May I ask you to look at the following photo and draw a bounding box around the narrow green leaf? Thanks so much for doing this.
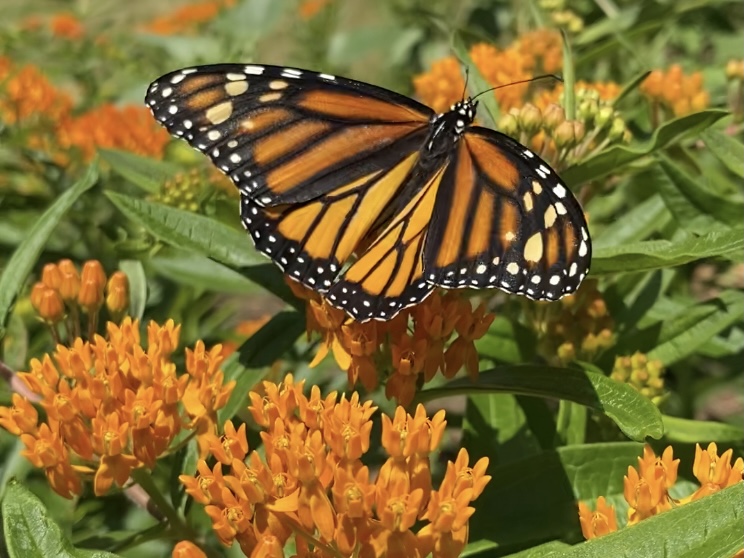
[612,70,652,107]
[662,415,744,444]
[451,32,499,126]
[553,484,743,558]
[218,310,306,422]
[592,194,670,249]
[417,366,664,441]
[0,163,98,340]
[99,148,180,193]
[105,191,261,267]
[118,260,147,320]
[646,290,744,365]
[151,252,260,294]
[106,192,301,306]
[657,156,744,230]
[562,110,728,185]
[591,227,744,275]
[701,129,744,178]
[2,480,120,558]
[561,30,576,121]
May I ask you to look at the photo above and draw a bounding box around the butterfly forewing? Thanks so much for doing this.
[145,64,432,207]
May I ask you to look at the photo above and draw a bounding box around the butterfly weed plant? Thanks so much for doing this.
[0,1,742,558]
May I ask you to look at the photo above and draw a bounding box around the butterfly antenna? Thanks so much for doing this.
[461,67,470,101]
[471,74,562,100]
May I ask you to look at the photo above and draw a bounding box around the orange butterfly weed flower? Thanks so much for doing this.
[144,0,235,35]
[577,496,618,539]
[641,64,709,117]
[414,30,563,115]
[299,0,332,19]
[58,104,170,160]
[291,282,495,404]
[182,374,490,558]
[687,442,744,501]
[624,445,678,524]
[0,317,235,498]
[0,60,72,125]
[50,13,85,40]
[172,540,208,558]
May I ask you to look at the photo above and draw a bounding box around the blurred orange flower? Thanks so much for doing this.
[58,104,171,160]
[145,0,235,35]
[51,13,85,40]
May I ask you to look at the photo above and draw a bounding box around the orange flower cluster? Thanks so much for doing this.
[59,103,171,161]
[30,259,129,343]
[144,0,235,35]
[290,283,494,405]
[533,279,615,365]
[640,65,709,117]
[299,0,332,19]
[50,13,85,39]
[0,58,72,125]
[413,29,562,114]
[0,58,169,164]
[0,317,235,498]
[177,374,491,558]
[579,443,743,539]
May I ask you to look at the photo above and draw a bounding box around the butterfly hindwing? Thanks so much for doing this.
[423,128,591,300]
[326,166,448,320]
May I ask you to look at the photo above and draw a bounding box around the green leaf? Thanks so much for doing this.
[612,70,653,107]
[476,316,534,364]
[0,163,98,340]
[662,415,744,444]
[657,156,744,232]
[592,194,670,249]
[151,251,261,295]
[647,290,744,365]
[118,260,147,320]
[2,480,121,558]
[99,148,180,194]
[417,366,664,441]
[463,394,543,465]
[106,192,301,307]
[105,191,261,267]
[562,110,728,185]
[701,129,744,178]
[469,442,644,552]
[591,227,744,275]
[451,32,499,126]
[218,310,306,422]
[552,483,743,558]
[561,30,576,121]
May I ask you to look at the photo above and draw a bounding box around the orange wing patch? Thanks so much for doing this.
[298,90,428,123]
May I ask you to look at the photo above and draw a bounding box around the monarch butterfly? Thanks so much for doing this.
[145,64,591,322]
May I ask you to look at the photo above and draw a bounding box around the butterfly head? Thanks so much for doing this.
[448,98,478,131]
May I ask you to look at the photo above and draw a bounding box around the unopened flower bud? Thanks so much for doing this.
[595,106,614,129]
[608,117,627,141]
[41,263,62,289]
[78,261,106,311]
[57,259,80,301]
[497,113,519,137]
[542,103,565,131]
[37,287,65,323]
[105,271,129,314]
[553,120,576,148]
[518,103,543,135]
[725,59,744,81]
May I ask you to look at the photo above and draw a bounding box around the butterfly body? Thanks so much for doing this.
[146,64,591,322]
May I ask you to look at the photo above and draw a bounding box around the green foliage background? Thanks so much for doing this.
[0,0,742,557]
